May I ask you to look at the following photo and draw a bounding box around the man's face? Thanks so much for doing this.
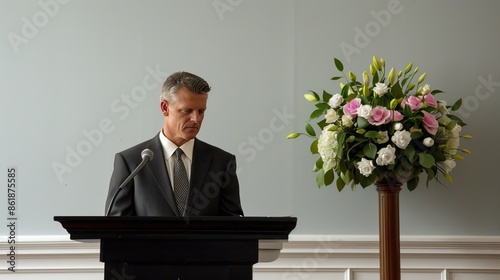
[161,87,208,146]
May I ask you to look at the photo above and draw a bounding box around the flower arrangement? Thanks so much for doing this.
[288,56,471,191]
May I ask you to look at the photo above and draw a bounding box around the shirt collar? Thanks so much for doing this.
[159,130,195,161]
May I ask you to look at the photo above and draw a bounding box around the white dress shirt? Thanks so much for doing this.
[159,131,194,191]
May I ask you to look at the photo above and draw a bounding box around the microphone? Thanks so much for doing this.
[105,149,154,216]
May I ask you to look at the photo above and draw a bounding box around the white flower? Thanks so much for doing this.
[342,115,353,127]
[422,84,431,95]
[357,104,372,119]
[445,124,461,157]
[391,130,411,149]
[328,94,343,108]
[437,100,450,115]
[394,122,403,131]
[377,131,389,144]
[376,145,396,166]
[451,123,462,134]
[373,82,389,96]
[423,137,434,147]
[437,115,451,126]
[317,125,339,171]
[357,158,375,177]
[325,108,339,123]
[438,159,456,173]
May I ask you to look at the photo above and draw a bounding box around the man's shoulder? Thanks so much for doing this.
[194,138,234,158]
[118,134,158,157]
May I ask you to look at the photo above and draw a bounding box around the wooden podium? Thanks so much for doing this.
[54,216,296,280]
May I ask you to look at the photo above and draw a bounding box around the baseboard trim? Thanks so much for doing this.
[1,234,499,279]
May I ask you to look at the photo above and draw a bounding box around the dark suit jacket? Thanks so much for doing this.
[105,134,244,216]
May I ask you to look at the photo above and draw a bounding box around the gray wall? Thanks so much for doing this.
[1,0,498,236]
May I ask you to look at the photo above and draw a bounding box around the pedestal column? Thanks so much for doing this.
[377,182,401,280]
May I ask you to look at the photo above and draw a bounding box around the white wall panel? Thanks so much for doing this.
[3,235,498,280]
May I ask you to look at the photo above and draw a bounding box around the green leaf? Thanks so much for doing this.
[363,143,377,159]
[418,153,435,169]
[336,131,346,158]
[447,114,467,126]
[350,180,357,191]
[305,122,316,137]
[331,76,342,81]
[310,108,325,120]
[315,102,330,111]
[426,168,435,185]
[410,131,424,139]
[405,145,416,161]
[372,71,380,85]
[391,82,404,99]
[403,105,413,118]
[310,139,318,154]
[400,156,413,171]
[336,177,345,191]
[451,98,462,111]
[364,130,380,139]
[334,58,344,72]
[357,117,370,129]
[407,176,419,191]
[313,156,323,171]
[316,168,325,187]
[432,148,445,162]
[317,119,327,131]
[445,120,457,131]
[324,169,334,186]
[401,77,409,87]
[341,84,350,98]
[359,174,375,188]
[323,90,333,102]
[341,171,352,185]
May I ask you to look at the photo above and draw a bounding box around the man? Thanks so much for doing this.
[105,71,244,216]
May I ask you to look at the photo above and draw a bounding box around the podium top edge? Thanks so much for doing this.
[54,216,297,222]
[53,216,297,240]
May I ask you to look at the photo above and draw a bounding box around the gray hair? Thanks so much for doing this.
[160,71,211,103]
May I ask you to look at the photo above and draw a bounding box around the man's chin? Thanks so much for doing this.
[183,128,199,138]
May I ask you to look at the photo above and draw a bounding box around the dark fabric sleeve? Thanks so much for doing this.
[218,155,244,216]
[105,153,136,216]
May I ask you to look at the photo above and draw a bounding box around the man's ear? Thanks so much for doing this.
[160,100,169,116]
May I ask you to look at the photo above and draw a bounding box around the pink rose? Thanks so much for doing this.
[423,94,437,108]
[422,111,439,135]
[368,106,391,125]
[343,98,362,118]
[391,110,404,121]
[405,96,423,111]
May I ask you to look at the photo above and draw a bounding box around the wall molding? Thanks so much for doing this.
[2,235,500,279]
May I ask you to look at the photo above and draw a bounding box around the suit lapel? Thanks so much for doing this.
[147,135,181,216]
[186,139,212,214]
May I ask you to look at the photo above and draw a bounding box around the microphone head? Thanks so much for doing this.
[141,149,154,161]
